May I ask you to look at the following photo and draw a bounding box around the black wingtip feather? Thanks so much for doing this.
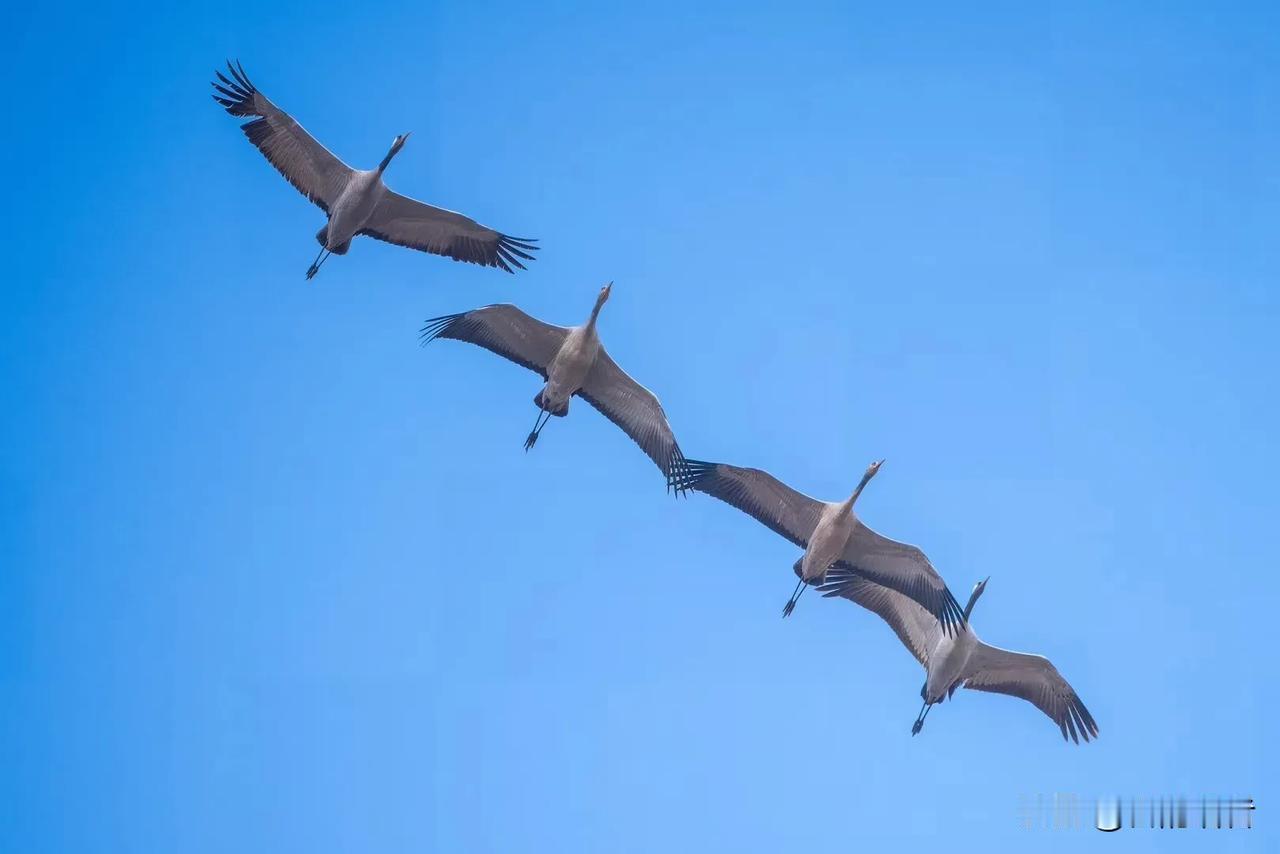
[228,60,252,92]
[503,246,537,262]
[497,235,539,268]
[666,458,717,495]
[419,313,466,346]
[932,585,967,637]
[495,246,528,271]
[212,62,257,117]
[1071,695,1099,743]
[816,565,859,597]
[664,446,694,498]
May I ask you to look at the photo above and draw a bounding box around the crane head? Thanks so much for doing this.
[597,281,613,305]
[379,133,412,172]
[849,459,883,504]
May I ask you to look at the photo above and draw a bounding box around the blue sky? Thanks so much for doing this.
[2,1,1276,851]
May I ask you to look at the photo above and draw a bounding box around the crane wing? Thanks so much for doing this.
[671,462,824,548]
[837,521,967,635]
[360,191,538,273]
[576,348,687,483]
[420,304,568,378]
[963,642,1099,743]
[211,61,353,212]
[818,566,941,666]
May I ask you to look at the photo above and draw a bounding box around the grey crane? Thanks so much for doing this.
[670,460,966,630]
[421,283,688,485]
[820,570,1098,742]
[211,61,537,279]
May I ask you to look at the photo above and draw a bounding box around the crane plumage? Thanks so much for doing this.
[670,460,966,630]
[421,286,689,486]
[820,569,1098,742]
[211,61,537,278]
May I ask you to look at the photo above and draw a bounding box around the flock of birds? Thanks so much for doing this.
[213,61,1099,744]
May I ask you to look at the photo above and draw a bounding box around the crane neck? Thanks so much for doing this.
[962,587,985,621]
[847,472,873,507]
[377,146,400,174]
[586,300,606,328]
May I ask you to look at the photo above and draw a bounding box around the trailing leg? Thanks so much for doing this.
[305,248,330,280]
[524,408,551,451]
[782,576,807,618]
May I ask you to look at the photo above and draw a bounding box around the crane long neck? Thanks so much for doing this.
[377,146,399,174]
[962,587,984,621]
[586,300,606,329]
[847,474,872,507]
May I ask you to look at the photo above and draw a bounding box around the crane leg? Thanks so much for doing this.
[911,701,933,736]
[524,409,551,451]
[306,248,331,280]
[782,576,807,618]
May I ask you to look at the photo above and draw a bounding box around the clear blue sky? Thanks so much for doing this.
[2,2,1276,851]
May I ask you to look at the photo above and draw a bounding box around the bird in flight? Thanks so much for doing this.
[820,571,1099,742]
[421,283,689,487]
[671,459,966,630]
[211,61,537,279]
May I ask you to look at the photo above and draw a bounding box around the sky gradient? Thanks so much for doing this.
[2,2,1277,851]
